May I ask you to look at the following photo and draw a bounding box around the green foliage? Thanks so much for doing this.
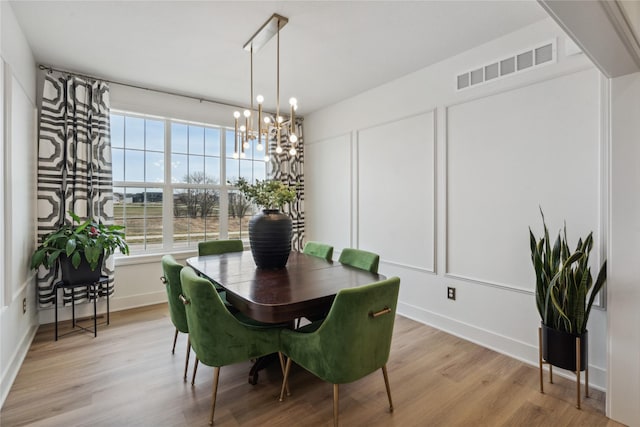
[31,211,129,271]
[530,209,606,334]
[232,178,296,211]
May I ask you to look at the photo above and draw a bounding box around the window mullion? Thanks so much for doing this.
[163,119,173,249]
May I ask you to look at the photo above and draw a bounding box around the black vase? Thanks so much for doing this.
[59,253,105,286]
[541,323,588,372]
[248,209,293,269]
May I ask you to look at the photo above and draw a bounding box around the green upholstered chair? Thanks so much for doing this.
[179,266,283,425]
[279,277,400,426]
[161,255,193,382]
[198,239,244,256]
[338,248,380,273]
[302,241,334,261]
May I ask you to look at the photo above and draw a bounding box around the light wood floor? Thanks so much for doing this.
[1,303,622,426]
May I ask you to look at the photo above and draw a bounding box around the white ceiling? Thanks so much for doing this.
[9,1,548,115]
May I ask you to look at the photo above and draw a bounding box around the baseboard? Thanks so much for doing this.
[0,323,38,409]
[397,301,606,391]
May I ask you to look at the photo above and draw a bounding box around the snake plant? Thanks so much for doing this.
[529,210,606,335]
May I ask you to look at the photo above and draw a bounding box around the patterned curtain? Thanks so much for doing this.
[267,117,305,251]
[36,70,113,307]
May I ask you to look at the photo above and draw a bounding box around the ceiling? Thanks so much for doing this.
[9,1,548,115]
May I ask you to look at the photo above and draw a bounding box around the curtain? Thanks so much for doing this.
[36,70,113,307]
[267,118,305,251]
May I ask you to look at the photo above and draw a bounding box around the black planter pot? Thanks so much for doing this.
[248,209,293,269]
[541,323,588,372]
[59,253,105,286]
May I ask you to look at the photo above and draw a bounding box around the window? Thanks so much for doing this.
[111,111,266,253]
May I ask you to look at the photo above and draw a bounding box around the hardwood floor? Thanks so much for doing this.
[1,303,622,426]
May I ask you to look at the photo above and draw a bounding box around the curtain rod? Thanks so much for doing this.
[38,64,246,111]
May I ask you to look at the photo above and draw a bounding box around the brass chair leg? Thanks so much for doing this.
[184,336,191,382]
[209,367,220,425]
[381,365,394,412]
[192,358,199,386]
[172,328,179,354]
[278,352,290,396]
[333,384,339,427]
[279,357,292,402]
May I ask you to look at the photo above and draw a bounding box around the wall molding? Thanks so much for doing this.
[444,272,533,295]
[0,324,37,408]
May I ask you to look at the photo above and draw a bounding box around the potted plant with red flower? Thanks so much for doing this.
[31,211,129,285]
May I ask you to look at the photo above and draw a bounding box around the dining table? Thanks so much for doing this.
[186,250,386,384]
[186,250,386,324]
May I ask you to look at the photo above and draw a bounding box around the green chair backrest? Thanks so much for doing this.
[282,277,400,384]
[303,241,334,261]
[338,248,380,273]
[198,239,244,256]
[179,267,280,367]
[161,255,188,333]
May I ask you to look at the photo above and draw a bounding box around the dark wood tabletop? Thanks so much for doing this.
[186,251,385,323]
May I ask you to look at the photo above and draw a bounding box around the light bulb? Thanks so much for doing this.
[264,154,270,162]
[289,134,298,143]
[232,152,239,159]
[264,117,271,124]
[277,116,284,124]
[243,109,251,118]
[289,97,297,106]
[233,111,241,119]
[256,143,263,151]
[240,125,246,132]
[256,95,264,103]
[240,152,246,159]
[289,147,297,156]
[275,146,283,154]
[243,141,250,149]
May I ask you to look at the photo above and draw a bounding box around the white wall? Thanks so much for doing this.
[0,1,38,409]
[306,18,610,390]
[607,71,640,427]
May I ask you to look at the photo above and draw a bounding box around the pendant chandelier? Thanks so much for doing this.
[233,13,299,161]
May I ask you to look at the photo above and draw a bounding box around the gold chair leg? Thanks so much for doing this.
[192,357,199,386]
[278,352,290,396]
[172,328,179,354]
[382,365,394,412]
[333,384,339,427]
[279,357,292,402]
[184,336,191,382]
[538,327,544,393]
[209,367,220,425]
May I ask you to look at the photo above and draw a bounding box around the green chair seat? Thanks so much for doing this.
[180,267,285,425]
[161,255,192,382]
[279,277,400,426]
[198,239,244,256]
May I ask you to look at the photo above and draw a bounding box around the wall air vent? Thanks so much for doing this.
[456,40,556,91]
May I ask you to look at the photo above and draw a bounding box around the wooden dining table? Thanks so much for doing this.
[186,250,386,324]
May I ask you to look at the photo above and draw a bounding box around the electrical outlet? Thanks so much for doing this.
[22,297,27,314]
[447,287,456,301]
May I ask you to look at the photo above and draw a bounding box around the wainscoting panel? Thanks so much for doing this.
[446,68,601,289]
[357,111,435,271]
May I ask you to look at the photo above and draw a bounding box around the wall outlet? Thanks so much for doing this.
[447,287,456,301]
[22,297,27,314]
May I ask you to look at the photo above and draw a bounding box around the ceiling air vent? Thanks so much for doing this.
[456,40,556,91]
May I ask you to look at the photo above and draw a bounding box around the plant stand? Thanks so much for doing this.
[538,327,589,409]
[54,276,110,340]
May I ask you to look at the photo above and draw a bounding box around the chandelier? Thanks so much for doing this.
[233,13,299,161]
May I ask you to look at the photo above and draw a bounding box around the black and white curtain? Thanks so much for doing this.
[36,70,113,307]
[268,117,305,251]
